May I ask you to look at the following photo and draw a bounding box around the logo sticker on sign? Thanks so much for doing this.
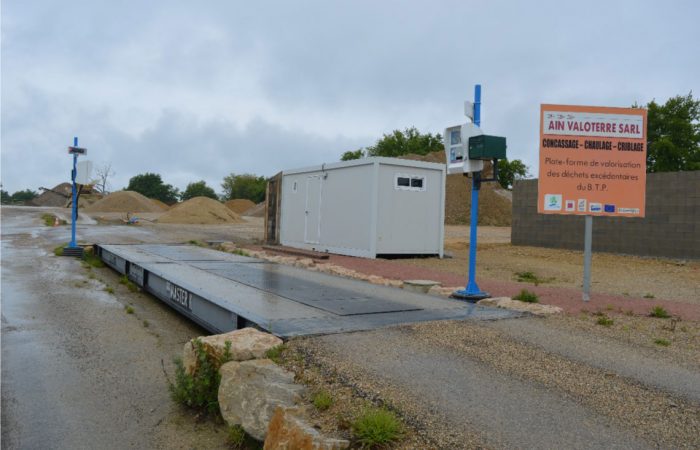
[577,199,587,212]
[589,203,602,213]
[565,200,575,211]
[544,194,562,211]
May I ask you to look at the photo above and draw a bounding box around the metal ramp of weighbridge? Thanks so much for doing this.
[95,243,519,338]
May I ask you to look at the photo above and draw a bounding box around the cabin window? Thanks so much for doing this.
[395,173,426,191]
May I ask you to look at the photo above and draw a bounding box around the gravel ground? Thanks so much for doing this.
[286,317,700,449]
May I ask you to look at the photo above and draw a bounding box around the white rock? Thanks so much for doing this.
[477,297,563,315]
[219,359,305,441]
[182,328,282,375]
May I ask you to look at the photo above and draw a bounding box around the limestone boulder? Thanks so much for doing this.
[264,407,349,450]
[183,328,282,374]
[219,359,305,441]
[478,297,563,315]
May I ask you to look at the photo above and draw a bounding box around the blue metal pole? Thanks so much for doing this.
[454,84,489,300]
[69,136,78,248]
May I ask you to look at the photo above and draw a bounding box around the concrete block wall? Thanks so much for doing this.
[511,171,700,259]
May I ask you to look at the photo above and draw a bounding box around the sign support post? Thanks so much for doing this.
[63,137,88,257]
[69,136,79,249]
[454,84,490,301]
[583,215,592,301]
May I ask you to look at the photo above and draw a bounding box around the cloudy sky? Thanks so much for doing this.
[2,0,698,194]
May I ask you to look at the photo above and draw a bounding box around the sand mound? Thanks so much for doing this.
[225,198,256,214]
[399,151,512,226]
[150,198,170,210]
[157,196,244,224]
[85,191,166,213]
[243,202,265,217]
[32,183,72,207]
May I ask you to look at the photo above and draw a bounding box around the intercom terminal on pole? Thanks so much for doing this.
[446,84,508,301]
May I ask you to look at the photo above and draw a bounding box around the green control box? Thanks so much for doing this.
[468,135,507,160]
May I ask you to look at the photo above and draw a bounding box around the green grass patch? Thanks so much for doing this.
[82,252,105,268]
[514,271,545,285]
[513,289,539,303]
[649,306,670,319]
[124,305,134,314]
[654,338,670,347]
[168,339,232,416]
[142,319,149,327]
[596,315,614,327]
[312,390,334,411]
[227,425,246,448]
[104,286,115,294]
[119,275,138,292]
[643,293,655,299]
[265,344,287,364]
[53,244,66,256]
[232,248,250,257]
[352,407,403,448]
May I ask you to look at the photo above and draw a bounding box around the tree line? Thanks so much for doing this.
[123,173,267,205]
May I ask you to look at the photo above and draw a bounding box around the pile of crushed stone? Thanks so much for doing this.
[242,202,265,217]
[84,191,166,213]
[31,183,72,207]
[157,196,244,224]
[225,198,256,214]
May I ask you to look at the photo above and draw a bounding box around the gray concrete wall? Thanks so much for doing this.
[511,171,700,259]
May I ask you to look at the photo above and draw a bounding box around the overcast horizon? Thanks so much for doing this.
[2,1,698,194]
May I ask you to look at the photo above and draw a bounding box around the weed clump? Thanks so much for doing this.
[654,338,670,347]
[312,390,334,411]
[232,248,250,257]
[649,306,670,319]
[515,271,543,285]
[119,275,138,292]
[82,250,105,268]
[169,339,232,416]
[265,344,287,364]
[104,286,115,294]
[596,315,614,327]
[352,407,403,448]
[513,289,539,303]
[124,305,134,314]
[227,425,246,448]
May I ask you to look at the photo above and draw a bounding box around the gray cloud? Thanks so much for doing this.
[2,0,699,193]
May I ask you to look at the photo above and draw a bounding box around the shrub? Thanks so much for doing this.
[53,245,65,256]
[649,306,670,319]
[312,390,334,411]
[513,289,539,303]
[124,305,134,314]
[169,339,232,416]
[352,407,403,448]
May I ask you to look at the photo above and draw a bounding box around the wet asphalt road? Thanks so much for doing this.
[1,207,227,449]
